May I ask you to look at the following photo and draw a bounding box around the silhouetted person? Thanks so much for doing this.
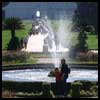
[60,59,70,96]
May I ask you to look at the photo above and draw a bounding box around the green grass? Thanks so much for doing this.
[2,20,32,49]
[70,32,79,47]
[2,29,27,49]
[86,34,98,49]
[2,30,11,49]
[70,32,98,49]
[2,20,98,50]
[2,59,37,66]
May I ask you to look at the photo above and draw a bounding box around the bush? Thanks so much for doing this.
[87,51,98,62]
[76,52,88,61]
[79,81,98,97]
[76,51,98,62]
[2,51,30,63]
[71,82,82,98]
[2,90,16,98]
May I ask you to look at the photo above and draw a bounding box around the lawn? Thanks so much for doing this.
[86,34,98,49]
[2,20,98,50]
[2,20,32,49]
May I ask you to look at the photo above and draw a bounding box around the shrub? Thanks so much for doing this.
[76,51,98,62]
[71,82,82,98]
[79,81,98,97]
[2,90,16,98]
[76,52,88,61]
[2,51,30,63]
[87,51,98,62]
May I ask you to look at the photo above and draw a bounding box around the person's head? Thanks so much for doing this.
[61,59,66,64]
[55,68,59,73]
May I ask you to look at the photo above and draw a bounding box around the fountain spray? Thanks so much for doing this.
[22,10,73,68]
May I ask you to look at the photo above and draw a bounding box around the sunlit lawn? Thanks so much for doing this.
[2,20,98,50]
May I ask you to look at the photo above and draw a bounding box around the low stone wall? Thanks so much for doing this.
[2,63,55,71]
[2,63,98,71]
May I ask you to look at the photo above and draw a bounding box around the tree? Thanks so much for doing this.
[4,17,24,50]
[7,36,20,50]
[72,10,88,52]
[75,27,88,52]
[4,17,24,38]
[73,2,98,34]
[72,2,98,53]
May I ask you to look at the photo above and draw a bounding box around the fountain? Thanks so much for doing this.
[2,68,98,82]
[2,11,98,83]
[21,10,72,67]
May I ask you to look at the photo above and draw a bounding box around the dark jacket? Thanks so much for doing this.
[61,64,70,76]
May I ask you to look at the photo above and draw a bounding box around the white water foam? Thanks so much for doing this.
[2,69,98,83]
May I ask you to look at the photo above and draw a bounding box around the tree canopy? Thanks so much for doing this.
[73,2,98,34]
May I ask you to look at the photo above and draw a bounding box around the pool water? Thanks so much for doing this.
[2,69,98,83]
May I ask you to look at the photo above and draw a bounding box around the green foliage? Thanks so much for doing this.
[4,17,24,30]
[4,17,24,40]
[2,81,98,98]
[75,30,88,52]
[86,34,98,49]
[2,30,27,50]
[72,3,98,53]
[3,18,25,50]
[2,51,37,65]
[77,81,98,97]
[73,2,98,34]
[71,82,82,98]
[42,83,51,97]
[2,81,42,93]
[67,89,72,98]
[2,51,29,62]
[2,20,98,50]
[75,52,98,62]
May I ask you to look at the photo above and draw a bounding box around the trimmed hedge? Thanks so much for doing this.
[2,80,98,98]
[2,51,33,65]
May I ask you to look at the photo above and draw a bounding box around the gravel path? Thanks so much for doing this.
[37,58,60,64]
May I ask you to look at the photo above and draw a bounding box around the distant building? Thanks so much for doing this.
[3,2,77,20]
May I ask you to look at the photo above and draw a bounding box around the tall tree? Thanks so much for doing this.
[73,2,98,34]
[72,2,98,53]
[4,17,24,38]
[4,17,24,50]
